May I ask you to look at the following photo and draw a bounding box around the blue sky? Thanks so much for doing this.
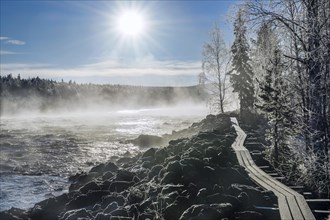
[0,1,241,86]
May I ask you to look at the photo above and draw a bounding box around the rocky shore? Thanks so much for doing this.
[1,114,277,220]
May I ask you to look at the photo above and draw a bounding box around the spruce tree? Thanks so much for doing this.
[230,9,254,120]
[256,48,295,167]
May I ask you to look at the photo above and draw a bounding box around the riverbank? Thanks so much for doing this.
[1,114,277,220]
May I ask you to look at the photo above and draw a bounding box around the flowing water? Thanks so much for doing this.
[0,106,207,211]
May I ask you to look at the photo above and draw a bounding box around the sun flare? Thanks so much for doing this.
[116,10,146,37]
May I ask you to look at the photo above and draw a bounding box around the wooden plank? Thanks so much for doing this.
[306,199,330,202]
[313,210,330,214]
[230,117,316,220]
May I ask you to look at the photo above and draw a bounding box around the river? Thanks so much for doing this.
[0,106,207,211]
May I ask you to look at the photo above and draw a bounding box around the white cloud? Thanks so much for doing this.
[6,39,26,45]
[0,59,202,78]
[0,50,18,55]
[0,37,26,45]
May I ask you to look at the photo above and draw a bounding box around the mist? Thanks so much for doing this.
[0,75,209,116]
[0,76,210,211]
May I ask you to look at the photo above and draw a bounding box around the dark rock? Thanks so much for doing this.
[66,191,109,210]
[95,213,111,220]
[92,203,101,211]
[104,162,119,172]
[110,217,132,220]
[1,208,28,220]
[161,184,185,195]
[69,172,99,192]
[79,181,101,194]
[102,171,115,181]
[90,163,105,173]
[235,211,263,220]
[110,208,129,217]
[138,212,155,220]
[180,158,205,170]
[154,148,168,163]
[128,189,144,204]
[115,170,135,182]
[205,194,240,209]
[109,181,134,192]
[137,198,153,212]
[238,192,250,207]
[165,160,182,174]
[63,208,93,220]
[100,180,112,190]
[141,161,153,169]
[217,168,251,187]
[0,212,21,220]
[116,157,136,165]
[185,148,203,159]
[142,148,156,158]
[29,194,69,220]
[101,194,126,208]
[148,165,163,179]
[205,147,218,158]
[164,155,181,164]
[179,203,233,220]
[212,184,224,194]
[103,202,119,214]
[131,135,165,147]
[228,184,275,206]
[161,171,182,184]
[164,202,189,220]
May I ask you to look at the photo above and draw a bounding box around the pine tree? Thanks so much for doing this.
[230,9,254,120]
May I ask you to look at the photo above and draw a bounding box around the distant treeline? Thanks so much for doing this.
[0,74,207,114]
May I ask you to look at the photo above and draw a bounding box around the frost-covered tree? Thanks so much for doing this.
[230,9,254,119]
[256,48,295,167]
[247,0,330,194]
[203,24,231,113]
[251,22,279,99]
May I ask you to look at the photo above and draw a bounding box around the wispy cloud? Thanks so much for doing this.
[6,39,26,45]
[0,50,18,55]
[0,37,10,41]
[0,36,26,45]
[0,59,202,79]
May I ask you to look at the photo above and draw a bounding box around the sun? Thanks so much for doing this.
[116,10,146,37]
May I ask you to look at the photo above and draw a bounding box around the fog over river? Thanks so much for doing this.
[0,106,207,211]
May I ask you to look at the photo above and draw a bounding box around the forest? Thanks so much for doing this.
[202,0,329,197]
[0,74,207,115]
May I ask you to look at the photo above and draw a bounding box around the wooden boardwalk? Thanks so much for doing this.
[230,117,315,220]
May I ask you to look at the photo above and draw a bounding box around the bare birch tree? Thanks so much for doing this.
[202,24,231,113]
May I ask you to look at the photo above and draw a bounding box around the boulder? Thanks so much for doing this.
[95,213,111,220]
[29,194,69,220]
[115,170,135,182]
[101,194,126,208]
[60,208,92,220]
[66,191,109,210]
[103,202,119,214]
[148,165,163,179]
[154,148,168,163]
[142,148,156,158]
[179,203,233,220]
[131,135,165,147]
[110,208,129,217]
[128,189,144,205]
[79,181,101,194]
[161,171,182,184]
[235,211,263,220]
[109,181,134,192]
